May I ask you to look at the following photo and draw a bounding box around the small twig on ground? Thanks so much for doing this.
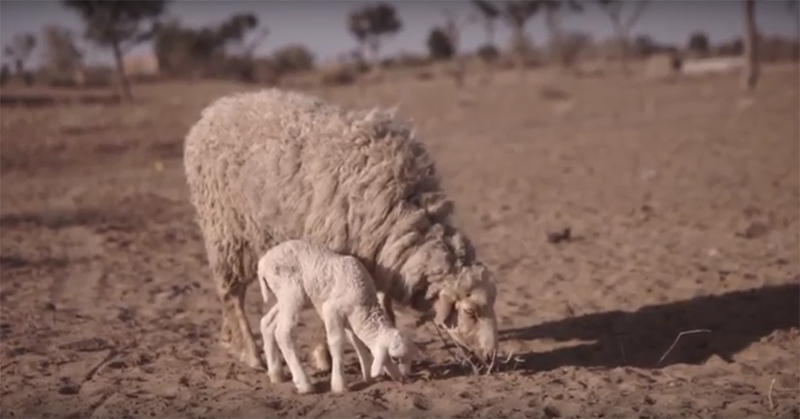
[768,378,776,410]
[485,349,497,375]
[617,338,627,364]
[658,329,712,365]
[430,322,459,361]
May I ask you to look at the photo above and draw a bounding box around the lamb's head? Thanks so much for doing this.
[371,328,422,379]
[386,328,421,364]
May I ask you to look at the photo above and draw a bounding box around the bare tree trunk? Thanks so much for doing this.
[368,38,382,74]
[741,0,759,91]
[545,8,564,67]
[512,27,527,79]
[481,20,496,83]
[111,40,133,102]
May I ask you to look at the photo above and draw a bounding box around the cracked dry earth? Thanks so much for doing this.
[1,64,798,418]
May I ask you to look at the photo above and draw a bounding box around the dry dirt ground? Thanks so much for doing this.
[1,64,798,419]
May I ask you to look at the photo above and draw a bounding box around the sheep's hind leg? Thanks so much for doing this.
[217,278,263,370]
[312,333,332,372]
[260,305,285,383]
[274,304,314,394]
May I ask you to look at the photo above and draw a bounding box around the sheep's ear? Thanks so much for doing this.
[448,231,475,267]
[433,289,457,328]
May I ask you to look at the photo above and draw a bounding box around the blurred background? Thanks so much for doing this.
[0,0,797,94]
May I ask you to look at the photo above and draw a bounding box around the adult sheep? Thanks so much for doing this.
[183,88,498,371]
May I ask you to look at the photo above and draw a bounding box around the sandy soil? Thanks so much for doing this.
[1,65,798,418]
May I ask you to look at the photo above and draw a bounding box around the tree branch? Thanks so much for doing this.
[622,0,650,32]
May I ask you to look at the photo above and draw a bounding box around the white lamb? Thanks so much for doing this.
[257,239,421,394]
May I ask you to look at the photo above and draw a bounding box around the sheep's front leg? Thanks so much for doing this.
[217,277,263,370]
[274,309,313,394]
[322,303,348,393]
[259,305,285,384]
[345,328,373,381]
[378,292,396,326]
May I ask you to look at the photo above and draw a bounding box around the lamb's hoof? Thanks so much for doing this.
[330,380,348,394]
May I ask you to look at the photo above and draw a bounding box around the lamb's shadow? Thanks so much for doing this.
[499,282,799,373]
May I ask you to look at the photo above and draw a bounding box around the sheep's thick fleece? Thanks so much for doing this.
[185,88,464,305]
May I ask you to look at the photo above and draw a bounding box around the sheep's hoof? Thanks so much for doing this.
[221,340,265,370]
[312,344,332,372]
[239,351,266,371]
[269,372,287,384]
[296,382,315,395]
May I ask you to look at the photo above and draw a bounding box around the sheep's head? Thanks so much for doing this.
[398,225,498,364]
[433,263,498,363]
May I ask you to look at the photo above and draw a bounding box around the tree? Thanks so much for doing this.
[502,1,542,75]
[346,3,402,67]
[471,0,500,47]
[41,25,84,84]
[427,27,455,60]
[631,34,658,57]
[271,44,315,75]
[741,0,759,91]
[687,31,710,56]
[3,32,37,84]
[595,0,650,73]
[789,0,800,41]
[539,0,584,68]
[62,0,168,102]
[153,13,264,79]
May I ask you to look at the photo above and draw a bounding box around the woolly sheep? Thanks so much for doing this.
[257,239,420,394]
[183,87,499,371]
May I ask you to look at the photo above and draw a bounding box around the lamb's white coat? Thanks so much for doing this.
[257,240,419,394]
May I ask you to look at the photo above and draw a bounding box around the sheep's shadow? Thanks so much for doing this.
[496,281,799,373]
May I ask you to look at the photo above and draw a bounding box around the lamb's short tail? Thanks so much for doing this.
[256,260,273,306]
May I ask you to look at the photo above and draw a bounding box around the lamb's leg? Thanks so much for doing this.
[313,291,394,372]
[345,328,373,381]
[370,348,388,380]
[274,306,313,394]
[322,303,348,393]
[214,266,263,370]
[259,305,285,384]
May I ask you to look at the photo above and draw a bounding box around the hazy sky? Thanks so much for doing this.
[1,0,797,66]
